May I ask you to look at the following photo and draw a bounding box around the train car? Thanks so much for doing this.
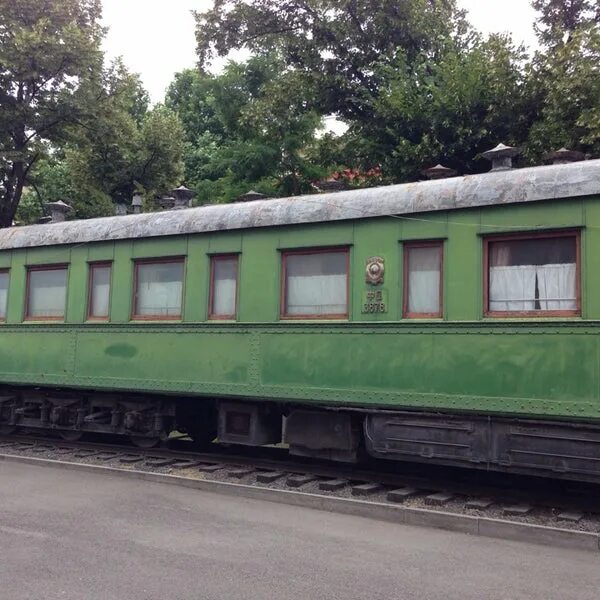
[0,151,599,482]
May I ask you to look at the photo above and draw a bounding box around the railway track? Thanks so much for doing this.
[0,431,599,534]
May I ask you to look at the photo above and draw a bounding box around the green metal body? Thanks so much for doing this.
[1,197,599,421]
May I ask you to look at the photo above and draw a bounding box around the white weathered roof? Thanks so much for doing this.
[1,159,599,250]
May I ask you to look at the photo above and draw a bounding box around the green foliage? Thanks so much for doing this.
[194,0,472,119]
[526,22,600,159]
[532,0,599,47]
[0,0,104,226]
[166,55,327,203]
[178,0,600,191]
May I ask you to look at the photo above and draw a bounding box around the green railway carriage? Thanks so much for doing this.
[1,157,600,480]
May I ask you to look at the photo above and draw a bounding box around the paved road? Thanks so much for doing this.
[0,461,598,600]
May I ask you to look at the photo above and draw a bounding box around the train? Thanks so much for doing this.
[0,147,599,483]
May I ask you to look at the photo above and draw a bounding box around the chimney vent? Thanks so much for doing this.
[44,200,72,223]
[482,143,521,171]
[172,185,195,209]
[236,190,269,202]
[544,147,585,165]
[421,164,457,180]
[131,194,143,214]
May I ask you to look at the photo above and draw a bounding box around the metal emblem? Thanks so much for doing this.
[365,256,384,285]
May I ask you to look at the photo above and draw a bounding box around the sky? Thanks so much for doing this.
[101,0,539,104]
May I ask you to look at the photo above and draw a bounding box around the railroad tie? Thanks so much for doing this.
[557,510,584,523]
[256,471,284,483]
[351,482,383,497]
[197,463,222,473]
[387,487,420,503]
[502,504,533,516]
[424,492,455,506]
[465,498,494,510]
[227,467,255,479]
[286,474,317,488]
[119,454,144,464]
[319,479,348,492]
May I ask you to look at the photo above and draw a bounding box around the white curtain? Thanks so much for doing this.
[537,263,576,310]
[0,272,8,319]
[212,258,238,316]
[407,246,441,313]
[286,252,347,315]
[90,266,111,317]
[28,269,67,317]
[136,262,183,316]
[489,265,536,311]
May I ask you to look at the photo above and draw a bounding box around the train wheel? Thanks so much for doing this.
[130,435,161,449]
[59,430,84,442]
[0,425,16,435]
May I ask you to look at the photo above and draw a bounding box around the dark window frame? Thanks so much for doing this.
[403,240,444,319]
[87,261,113,321]
[24,263,69,321]
[0,268,9,322]
[280,246,350,320]
[483,229,581,318]
[208,254,239,320]
[131,256,186,321]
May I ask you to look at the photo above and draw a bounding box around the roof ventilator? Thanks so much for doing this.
[158,185,195,210]
[131,194,143,214]
[482,143,521,171]
[421,164,458,180]
[544,148,585,165]
[236,190,269,202]
[43,200,72,223]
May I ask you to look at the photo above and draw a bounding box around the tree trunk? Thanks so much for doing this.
[0,160,25,228]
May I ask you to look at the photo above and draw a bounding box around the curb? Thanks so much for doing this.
[1,453,598,552]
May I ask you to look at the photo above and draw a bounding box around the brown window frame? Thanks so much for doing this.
[24,263,69,321]
[208,254,239,320]
[0,268,9,322]
[403,241,444,319]
[280,246,350,320]
[87,261,113,321]
[131,257,185,321]
[483,229,581,318]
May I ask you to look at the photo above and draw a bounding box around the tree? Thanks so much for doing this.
[166,55,325,202]
[526,0,600,159]
[345,34,534,180]
[67,68,186,209]
[194,0,471,120]
[532,0,599,47]
[0,0,104,227]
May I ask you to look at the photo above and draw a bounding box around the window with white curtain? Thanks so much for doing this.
[283,249,348,317]
[0,271,9,320]
[210,255,238,318]
[88,263,111,319]
[487,234,578,314]
[134,259,184,318]
[26,266,68,319]
[404,243,443,317]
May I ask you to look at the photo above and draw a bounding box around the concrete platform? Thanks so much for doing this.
[0,461,598,600]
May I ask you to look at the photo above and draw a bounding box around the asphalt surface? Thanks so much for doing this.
[0,462,598,600]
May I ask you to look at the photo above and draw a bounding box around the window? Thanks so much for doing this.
[133,258,184,319]
[403,242,443,318]
[87,262,112,320]
[0,270,8,320]
[281,248,349,318]
[209,255,239,319]
[25,265,68,320]
[484,231,579,316]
